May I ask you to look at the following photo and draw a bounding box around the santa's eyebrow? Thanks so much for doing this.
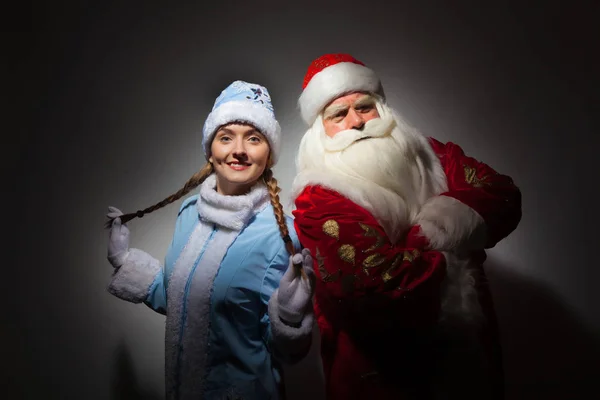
[323,103,349,119]
[353,94,376,107]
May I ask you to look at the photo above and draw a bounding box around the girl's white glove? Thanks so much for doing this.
[276,248,316,325]
[106,206,130,268]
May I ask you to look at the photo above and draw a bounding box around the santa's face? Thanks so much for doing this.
[296,97,430,210]
[322,92,381,137]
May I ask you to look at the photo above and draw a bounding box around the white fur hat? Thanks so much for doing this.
[298,53,385,126]
[202,80,282,164]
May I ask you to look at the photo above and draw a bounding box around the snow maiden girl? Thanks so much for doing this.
[105,81,315,400]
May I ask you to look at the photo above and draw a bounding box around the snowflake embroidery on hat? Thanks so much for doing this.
[247,87,264,101]
[214,80,274,113]
[248,87,273,112]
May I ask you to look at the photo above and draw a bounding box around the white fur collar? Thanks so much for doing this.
[197,173,269,231]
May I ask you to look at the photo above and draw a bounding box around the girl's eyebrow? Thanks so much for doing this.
[216,127,260,135]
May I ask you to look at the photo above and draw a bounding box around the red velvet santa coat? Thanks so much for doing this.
[293,138,521,399]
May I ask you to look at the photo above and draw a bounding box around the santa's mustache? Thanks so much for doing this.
[322,113,396,153]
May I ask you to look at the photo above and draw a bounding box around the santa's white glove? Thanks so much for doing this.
[276,248,316,325]
[107,206,130,268]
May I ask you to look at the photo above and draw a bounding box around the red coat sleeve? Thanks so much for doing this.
[428,137,522,248]
[293,186,446,305]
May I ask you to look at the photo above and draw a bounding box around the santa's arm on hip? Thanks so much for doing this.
[418,137,522,253]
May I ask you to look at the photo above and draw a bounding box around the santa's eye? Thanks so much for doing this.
[356,104,374,112]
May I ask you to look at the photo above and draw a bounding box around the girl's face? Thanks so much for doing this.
[209,123,271,196]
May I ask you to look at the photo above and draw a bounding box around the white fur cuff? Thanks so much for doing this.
[268,290,314,362]
[107,248,161,303]
[417,195,487,252]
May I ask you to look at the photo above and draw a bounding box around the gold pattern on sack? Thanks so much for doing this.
[359,222,386,252]
[381,253,404,283]
[381,249,421,283]
[464,165,491,188]
[323,220,340,239]
[338,244,356,265]
[362,253,386,276]
[403,249,421,262]
[316,247,340,283]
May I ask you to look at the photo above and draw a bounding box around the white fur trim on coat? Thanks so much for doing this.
[268,289,314,364]
[176,228,240,399]
[107,248,161,303]
[164,175,270,399]
[202,100,282,164]
[416,195,487,253]
[163,220,215,400]
[299,62,384,125]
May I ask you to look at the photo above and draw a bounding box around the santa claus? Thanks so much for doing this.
[291,54,522,399]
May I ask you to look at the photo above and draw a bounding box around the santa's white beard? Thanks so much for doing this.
[294,101,447,242]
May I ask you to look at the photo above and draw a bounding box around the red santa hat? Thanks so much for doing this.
[298,53,385,125]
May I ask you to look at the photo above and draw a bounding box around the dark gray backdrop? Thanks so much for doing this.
[6,1,599,399]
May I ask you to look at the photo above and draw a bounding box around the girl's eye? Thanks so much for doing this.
[248,136,261,143]
[219,135,232,142]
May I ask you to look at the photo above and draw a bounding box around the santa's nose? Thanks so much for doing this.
[348,109,365,130]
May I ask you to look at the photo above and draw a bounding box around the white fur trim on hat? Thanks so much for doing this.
[298,62,384,125]
[202,100,282,164]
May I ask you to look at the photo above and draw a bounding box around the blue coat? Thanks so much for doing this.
[108,174,313,400]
